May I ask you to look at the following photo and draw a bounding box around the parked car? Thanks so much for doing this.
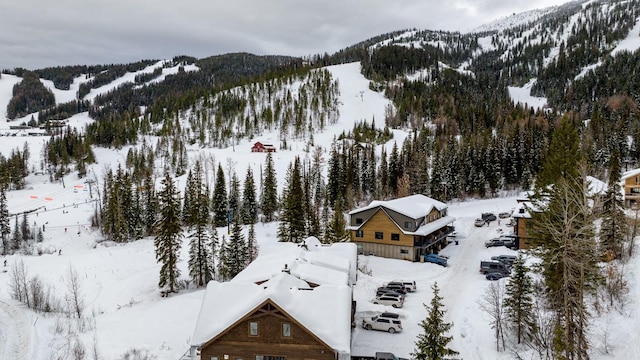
[372,294,404,308]
[485,238,506,248]
[376,287,405,298]
[479,261,510,275]
[384,282,408,294]
[482,213,497,222]
[362,315,403,333]
[486,272,509,280]
[485,237,516,248]
[498,211,511,219]
[424,253,448,266]
[491,254,517,266]
[474,218,486,227]
[392,280,417,292]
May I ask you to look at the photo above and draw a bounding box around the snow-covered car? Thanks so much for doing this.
[498,211,511,219]
[362,315,403,333]
[474,218,486,227]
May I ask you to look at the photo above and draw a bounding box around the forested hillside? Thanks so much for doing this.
[1,0,640,231]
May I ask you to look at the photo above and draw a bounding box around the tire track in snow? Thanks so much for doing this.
[0,299,31,360]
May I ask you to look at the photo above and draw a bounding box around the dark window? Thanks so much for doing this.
[375,232,383,239]
[391,233,400,241]
[249,321,259,336]
[400,249,409,254]
[404,221,412,229]
[282,323,291,338]
[356,218,363,224]
[355,230,364,238]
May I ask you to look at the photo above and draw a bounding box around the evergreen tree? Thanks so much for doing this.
[212,164,228,227]
[247,222,258,263]
[188,166,213,287]
[599,150,626,260]
[412,282,459,360]
[142,172,158,236]
[261,152,278,222]
[217,235,229,280]
[20,213,31,243]
[324,198,349,243]
[11,215,20,252]
[536,117,581,189]
[532,117,600,360]
[228,172,241,223]
[220,217,248,280]
[503,255,535,344]
[0,186,10,255]
[326,141,342,207]
[241,166,258,225]
[278,157,306,242]
[154,172,183,293]
[182,168,196,226]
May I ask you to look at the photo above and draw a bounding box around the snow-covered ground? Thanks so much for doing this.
[507,78,548,110]
[0,61,638,360]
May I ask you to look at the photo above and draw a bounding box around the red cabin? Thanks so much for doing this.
[251,141,276,153]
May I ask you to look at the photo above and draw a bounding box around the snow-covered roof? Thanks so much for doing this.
[621,168,640,181]
[231,239,357,286]
[349,194,447,219]
[191,278,352,355]
[410,215,456,236]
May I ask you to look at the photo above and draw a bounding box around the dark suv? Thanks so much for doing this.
[482,213,497,222]
[384,282,408,294]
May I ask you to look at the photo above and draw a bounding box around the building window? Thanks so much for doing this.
[400,249,409,254]
[282,323,291,337]
[256,357,263,360]
[404,221,412,229]
[249,321,259,336]
[375,232,383,239]
[356,218,363,224]
[355,230,364,238]
[211,357,218,360]
[391,233,400,241]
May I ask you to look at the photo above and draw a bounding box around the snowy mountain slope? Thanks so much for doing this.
[0,60,638,360]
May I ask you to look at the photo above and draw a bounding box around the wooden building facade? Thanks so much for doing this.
[347,195,455,261]
[198,300,337,360]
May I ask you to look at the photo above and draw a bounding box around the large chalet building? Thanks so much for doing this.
[189,238,356,360]
[347,194,455,261]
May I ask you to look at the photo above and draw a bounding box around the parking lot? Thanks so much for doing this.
[351,197,519,359]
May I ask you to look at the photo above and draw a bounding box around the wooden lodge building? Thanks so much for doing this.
[190,239,356,360]
[347,194,455,261]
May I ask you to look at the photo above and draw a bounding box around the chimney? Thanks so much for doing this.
[282,264,290,274]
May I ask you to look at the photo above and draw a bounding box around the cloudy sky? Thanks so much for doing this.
[1,0,573,70]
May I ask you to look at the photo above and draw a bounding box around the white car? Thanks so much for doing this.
[362,315,403,333]
[372,294,404,308]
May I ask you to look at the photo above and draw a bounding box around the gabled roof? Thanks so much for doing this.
[191,276,352,355]
[347,206,455,235]
[348,194,447,219]
[621,168,640,181]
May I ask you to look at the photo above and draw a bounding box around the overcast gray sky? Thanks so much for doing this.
[1,0,573,70]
